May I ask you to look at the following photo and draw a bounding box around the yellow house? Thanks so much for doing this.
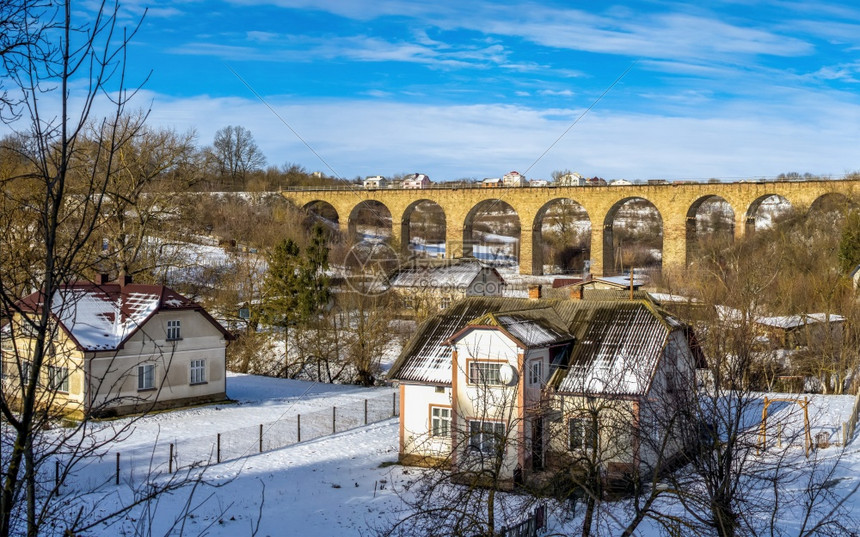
[1,277,231,418]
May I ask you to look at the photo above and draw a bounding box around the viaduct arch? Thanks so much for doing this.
[287,180,860,276]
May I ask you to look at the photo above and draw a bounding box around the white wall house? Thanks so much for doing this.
[363,175,388,189]
[502,171,526,187]
[403,173,431,189]
[389,297,701,489]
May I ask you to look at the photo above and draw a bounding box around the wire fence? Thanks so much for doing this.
[56,390,399,490]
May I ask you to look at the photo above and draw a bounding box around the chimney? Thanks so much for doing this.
[570,285,585,301]
[528,284,542,300]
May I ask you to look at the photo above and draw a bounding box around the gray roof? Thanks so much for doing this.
[389,297,686,396]
[385,259,503,290]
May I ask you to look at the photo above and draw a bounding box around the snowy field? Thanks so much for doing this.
[49,374,860,537]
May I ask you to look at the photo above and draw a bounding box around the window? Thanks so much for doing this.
[469,420,506,454]
[21,361,32,385]
[431,407,451,437]
[468,361,502,385]
[138,364,155,390]
[529,360,543,386]
[48,365,69,393]
[190,359,206,385]
[569,417,598,452]
[166,320,181,341]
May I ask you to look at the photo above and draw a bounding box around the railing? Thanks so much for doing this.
[53,390,399,491]
[841,387,860,445]
[500,504,546,537]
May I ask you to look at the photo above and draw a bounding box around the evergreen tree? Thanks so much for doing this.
[839,210,860,273]
[262,224,331,376]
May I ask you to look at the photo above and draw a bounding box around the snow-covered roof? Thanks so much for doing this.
[386,260,503,290]
[19,281,229,351]
[460,308,572,348]
[756,313,845,330]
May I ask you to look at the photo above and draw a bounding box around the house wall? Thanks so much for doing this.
[544,329,697,478]
[87,309,227,416]
[399,383,453,466]
[452,329,523,486]
[0,317,88,418]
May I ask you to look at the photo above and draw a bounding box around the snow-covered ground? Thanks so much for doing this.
[51,374,860,537]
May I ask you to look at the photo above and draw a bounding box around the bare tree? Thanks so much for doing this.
[0,2,209,535]
[208,125,266,188]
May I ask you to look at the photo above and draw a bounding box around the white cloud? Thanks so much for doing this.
[132,91,860,182]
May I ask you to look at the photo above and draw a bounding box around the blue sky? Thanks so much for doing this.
[90,1,860,181]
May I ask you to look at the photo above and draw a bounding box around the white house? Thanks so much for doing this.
[555,172,586,186]
[502,171,526,188]
[403,173,431,189]
[1,277,231,418]
[363,175,388,189]
[609,179,633,186]
[389,296,702,488]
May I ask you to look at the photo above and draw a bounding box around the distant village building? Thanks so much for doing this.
[529,179,549,187]
[586,176,607,186]
[482,177,502,188]
[1,276,231,418]
[555,172,586,186]
[363,175,388,189]
[403,173,431,189]
[502,171,527,187]
[609,179,633,186]
[382,258,505,317]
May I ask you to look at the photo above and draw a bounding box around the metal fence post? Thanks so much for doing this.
[115,453,120,485]
[332,406,336,434]
[217,433,221,463]
[169,444,174,474]
[298,414,301,443]
[259,424,263,453]
[364,399,368,425]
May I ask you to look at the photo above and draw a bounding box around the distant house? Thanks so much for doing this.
[755,313,845,349]
[403,173,431,189]
[502,171,526,188]
[383,259,505,317]
[363,175,388,189]
[586,177,607,186]
[482,177,502,188]
[555,172,586,187]
[529,179,549,187]
[1,277,231,418]
[389,296,701,488]
[609,179,633,186]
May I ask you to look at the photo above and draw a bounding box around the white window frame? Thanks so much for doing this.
[468,361,503,386]
[48,365,69,393]
[569,417,598,452]
[190,359,206,385]
[529,360,543,386]
[431,406,451,437]
[469,420,506,454]
[138,364,155,391]
[166,320,181,341]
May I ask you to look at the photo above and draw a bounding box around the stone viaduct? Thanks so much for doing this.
[282,179,860,276]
